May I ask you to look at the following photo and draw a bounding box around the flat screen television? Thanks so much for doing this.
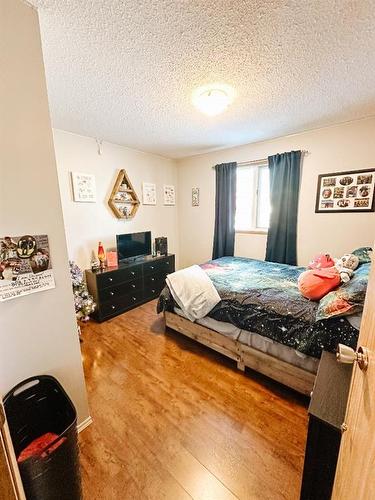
[116,231,151,262]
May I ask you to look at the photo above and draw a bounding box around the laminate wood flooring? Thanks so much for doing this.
[79,300,308,500]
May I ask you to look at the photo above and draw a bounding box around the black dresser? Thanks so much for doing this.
[300,351,352,500]
[85,254,175,322]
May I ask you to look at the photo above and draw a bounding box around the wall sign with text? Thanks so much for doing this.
[0,234,55,301]
[71,172,96,202]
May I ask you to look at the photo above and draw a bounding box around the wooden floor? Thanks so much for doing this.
[79,300,308,500]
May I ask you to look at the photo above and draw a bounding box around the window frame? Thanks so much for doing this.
[235,163,269,234]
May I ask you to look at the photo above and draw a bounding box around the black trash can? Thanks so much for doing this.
[4,375,82,500]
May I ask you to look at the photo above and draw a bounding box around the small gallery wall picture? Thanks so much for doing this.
[71,172,96,202]
[315,168,375,213]
[192,187,199,206]
[142,182,157,205]
[163,185,176,206]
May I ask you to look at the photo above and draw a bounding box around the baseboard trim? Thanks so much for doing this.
[77,416,93,433]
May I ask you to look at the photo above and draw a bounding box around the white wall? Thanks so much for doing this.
[177,118,375,268]
[53,130,179,271]
[1,0,89,424]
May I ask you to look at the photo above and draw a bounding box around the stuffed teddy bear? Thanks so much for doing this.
[298,253,359,300]
[334,253,359,283]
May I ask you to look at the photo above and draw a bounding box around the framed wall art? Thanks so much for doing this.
[163,185,175,206]
[315,168,375,213]
[71,172,96,202]
[142,182,157,205]
[192,187,199,206]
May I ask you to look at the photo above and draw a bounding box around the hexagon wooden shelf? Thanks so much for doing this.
[108,169,140,219]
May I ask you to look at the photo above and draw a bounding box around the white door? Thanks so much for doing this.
[332,251,375,499]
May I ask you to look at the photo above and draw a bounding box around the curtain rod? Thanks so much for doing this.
[212,150,309,169]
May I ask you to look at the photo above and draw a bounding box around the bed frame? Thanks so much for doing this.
[164,311,316,396]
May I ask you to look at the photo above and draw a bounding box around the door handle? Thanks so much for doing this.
[336,344,369,371]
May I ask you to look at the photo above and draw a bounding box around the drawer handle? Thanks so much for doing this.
[150,266,154,270]
[151,277,155,281]
[109,277,113,282]
[110,291,114,296]
[131,284,136,288]
[166,261,169,265]
[111,305,115,310]
[132,296,137,301]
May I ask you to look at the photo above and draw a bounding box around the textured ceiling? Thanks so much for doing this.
[30,0,375,159]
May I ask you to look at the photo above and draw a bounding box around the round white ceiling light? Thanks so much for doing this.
[192,84,234,116]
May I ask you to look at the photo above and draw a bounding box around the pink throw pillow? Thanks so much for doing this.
[298,267,341,301]
[308,253,335,270]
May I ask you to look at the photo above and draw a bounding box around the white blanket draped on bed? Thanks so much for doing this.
[166,265,221,321]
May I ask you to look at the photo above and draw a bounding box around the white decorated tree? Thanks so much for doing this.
[69,261,95,323]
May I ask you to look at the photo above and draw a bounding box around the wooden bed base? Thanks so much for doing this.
[164,311,315,396]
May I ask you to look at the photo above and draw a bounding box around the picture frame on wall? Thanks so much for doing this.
[71,172,96,202]
[163,185,176,205]
[192,187,199,206]
[315,168,375,213]
[142,182,157,205]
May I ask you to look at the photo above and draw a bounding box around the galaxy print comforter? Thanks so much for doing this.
[157,256,360,358]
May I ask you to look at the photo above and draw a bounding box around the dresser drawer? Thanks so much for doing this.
[160,257,174,274]
[144,273,167,288]
[96,265,142,288]
[144,282,165,300]
[143,257,174,276]
[101,291,143,317]
[99,279,142,301]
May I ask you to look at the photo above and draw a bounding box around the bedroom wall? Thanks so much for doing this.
[1,0,89,424]
[53,129,179,271]
[177,117,375,268]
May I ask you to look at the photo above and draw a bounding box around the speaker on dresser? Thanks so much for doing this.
[155,237,168,256]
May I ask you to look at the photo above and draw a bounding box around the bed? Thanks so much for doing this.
[157,255,369,395]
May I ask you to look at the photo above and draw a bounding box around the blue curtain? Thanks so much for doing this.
[212,162,237,259]
[265,151,302,265]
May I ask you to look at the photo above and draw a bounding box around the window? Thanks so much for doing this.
[235,164,270,232]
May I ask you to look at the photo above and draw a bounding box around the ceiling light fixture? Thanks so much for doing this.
[192,84,234,116]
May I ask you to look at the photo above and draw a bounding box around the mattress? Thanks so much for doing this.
[174,307,320,374]
[158,256,360,358]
